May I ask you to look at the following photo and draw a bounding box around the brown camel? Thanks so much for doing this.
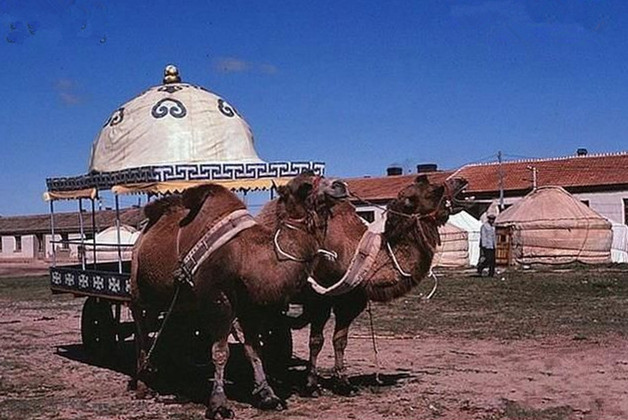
[285,174,468,396]
[130,171,348,419]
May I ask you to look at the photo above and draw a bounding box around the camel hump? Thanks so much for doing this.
[143,195,183,225]
[179,183,244,227]
[181,184,219,211]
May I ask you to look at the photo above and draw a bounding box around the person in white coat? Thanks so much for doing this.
[477,214,496,277]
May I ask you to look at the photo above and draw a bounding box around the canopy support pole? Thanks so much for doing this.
[78,199,86,271]
[115,194,123,274]
[91,198,97,268]
[49,201,56,267]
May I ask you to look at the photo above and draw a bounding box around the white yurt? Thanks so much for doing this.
[610,221,628,263]
[84,225,139,262]
[433,222,469,268]
[448,210,482,266]
[495,186,612,265]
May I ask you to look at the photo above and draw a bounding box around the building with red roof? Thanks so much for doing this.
[346,151,628,225]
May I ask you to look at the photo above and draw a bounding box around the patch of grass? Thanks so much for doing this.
[0,276,62,301]
[355,267,628,340]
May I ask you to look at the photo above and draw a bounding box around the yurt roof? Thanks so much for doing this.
[90,225,139,246]
[439,222,467,237]
[496,186,610,229]
[45,65,324,200]
[448,210,481,232]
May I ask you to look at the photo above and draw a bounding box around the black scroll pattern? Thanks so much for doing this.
[218,98,240,118]
[103,107,125,127]
[151,98,187,119]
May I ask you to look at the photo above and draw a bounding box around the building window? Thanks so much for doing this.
[624,199,628,225]
[357,211,375,223]
[581,200,590,207]
[0,237,3,253]
[14,236,22,252]
[35,234,44,254]
[61,233,70,250]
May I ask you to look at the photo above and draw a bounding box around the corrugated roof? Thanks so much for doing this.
[0,208,144,235]
[457,152,628,194]
[345,152,628,202]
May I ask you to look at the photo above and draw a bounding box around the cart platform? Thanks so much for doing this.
[50,261,132,302]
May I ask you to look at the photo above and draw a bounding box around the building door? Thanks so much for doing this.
[495,226,512,266]
[35,234,44,259]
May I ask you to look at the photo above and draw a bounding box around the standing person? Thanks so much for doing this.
[477,214,497,277]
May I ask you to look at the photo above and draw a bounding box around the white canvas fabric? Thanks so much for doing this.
[449,211,482,266]
[89,83,262,172]
[433,222,469,267]
[610,221,628,263]
[84,224,139,262]
[496,186,612,265]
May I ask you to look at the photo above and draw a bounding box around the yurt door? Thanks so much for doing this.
[495,226,512,266]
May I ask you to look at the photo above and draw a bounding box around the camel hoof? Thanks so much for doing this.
[331,377,358,397]
[127,378,138,391]
[300,383,321,398]
[134,381,155,400]
[253,387,286,411]
[205,405,234,420]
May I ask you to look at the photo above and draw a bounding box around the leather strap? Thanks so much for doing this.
[178,209,257,283]
[307,228,382,296]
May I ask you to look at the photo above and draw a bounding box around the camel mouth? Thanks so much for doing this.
[326,180,349,200]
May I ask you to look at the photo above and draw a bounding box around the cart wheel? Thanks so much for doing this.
[261,315,293,372]
[81,297,116,362]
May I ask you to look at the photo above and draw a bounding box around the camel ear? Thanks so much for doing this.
[415,175,429,185]
[276,184,289,200]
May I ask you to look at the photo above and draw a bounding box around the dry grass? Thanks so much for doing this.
[355,265,628,340]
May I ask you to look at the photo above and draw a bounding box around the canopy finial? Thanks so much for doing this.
[163,64,181,84]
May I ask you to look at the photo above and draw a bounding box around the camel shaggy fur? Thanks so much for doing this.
[286,175,468,395]
[130,172,348,419]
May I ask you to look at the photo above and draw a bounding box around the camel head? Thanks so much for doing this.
[386,175,468,235]
[275,170,349,227]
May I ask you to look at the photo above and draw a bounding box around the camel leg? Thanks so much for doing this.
[206,338,233,420]
[239,320,285,410]
[304,304,332,397]
[330,296,367,396]
[129,306,155,399]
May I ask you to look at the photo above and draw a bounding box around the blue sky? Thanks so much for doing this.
[1,0,627,215]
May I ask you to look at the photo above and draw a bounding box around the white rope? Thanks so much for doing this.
[316,248,338,261]
[386,241,412,278]
[274,227,308,262]
[274,223,338,263]
[424,270,438,300]
[367,301,383,385]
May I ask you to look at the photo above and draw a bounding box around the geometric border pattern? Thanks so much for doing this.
[50,266,131,301]
[46,161,326,192]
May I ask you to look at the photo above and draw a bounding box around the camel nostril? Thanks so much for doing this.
[330,180,349,198]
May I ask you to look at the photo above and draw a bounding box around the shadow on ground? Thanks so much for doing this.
[55,339,413,407]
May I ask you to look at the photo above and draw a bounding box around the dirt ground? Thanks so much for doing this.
[1,264,627,420]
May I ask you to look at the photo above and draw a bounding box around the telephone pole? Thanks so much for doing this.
[498,151,504,210]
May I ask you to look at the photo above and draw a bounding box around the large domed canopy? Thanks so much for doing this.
[89,67,262,172]
[46,65,324,199]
